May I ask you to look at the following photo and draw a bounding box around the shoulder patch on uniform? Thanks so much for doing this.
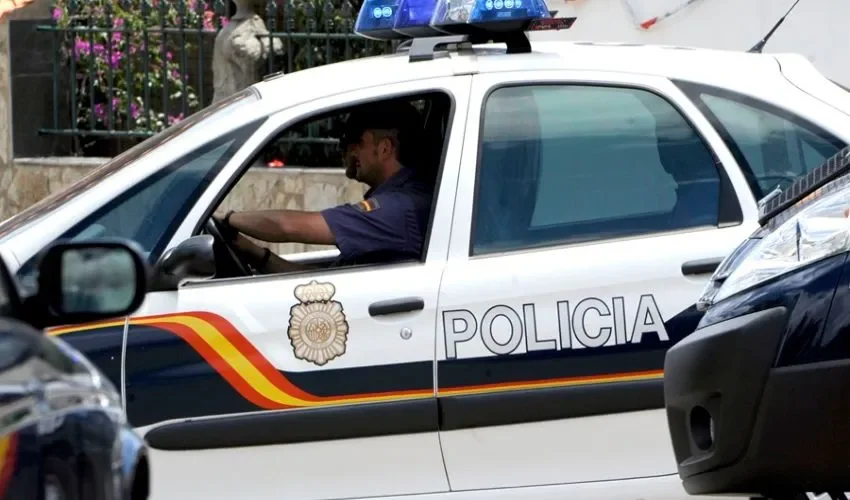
[353,197,381,213]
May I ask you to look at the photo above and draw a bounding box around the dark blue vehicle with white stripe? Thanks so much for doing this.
[664,146,850,500]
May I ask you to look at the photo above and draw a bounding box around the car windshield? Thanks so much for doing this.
[0,88,260,243]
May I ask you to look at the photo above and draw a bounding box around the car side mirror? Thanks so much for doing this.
[150,235,216,291]
[34,239,149,327]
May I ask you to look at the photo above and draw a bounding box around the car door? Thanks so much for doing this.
[434,70,760,493]
[122,77,473,500]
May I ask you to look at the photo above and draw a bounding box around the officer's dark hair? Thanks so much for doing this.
[341,99,422,162]
[368,128,402,157]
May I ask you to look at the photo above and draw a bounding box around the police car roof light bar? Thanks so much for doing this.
[395,38,415,52]
[429,0,551,36]
[393,0,448,38]
[354,0,576,43]
[404,15,576,61]
[354,0,408,40]
[408,34,473,61]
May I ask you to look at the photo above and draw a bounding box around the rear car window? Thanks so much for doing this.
[674,80,847,201]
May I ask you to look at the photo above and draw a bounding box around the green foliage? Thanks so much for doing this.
[51,0,230,134]
[48,0,393,149]
[263,0,391,73]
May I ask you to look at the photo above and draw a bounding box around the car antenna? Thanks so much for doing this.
[748,0,803,53]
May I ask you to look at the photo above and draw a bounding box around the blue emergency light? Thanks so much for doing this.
[430,0,551,34]
[353,0,406,40]
[354,0,568,50]
[393,0,446,37]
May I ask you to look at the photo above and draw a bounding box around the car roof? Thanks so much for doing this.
[251,39,784,111]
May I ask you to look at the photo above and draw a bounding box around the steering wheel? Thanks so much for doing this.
[204,217,252,276]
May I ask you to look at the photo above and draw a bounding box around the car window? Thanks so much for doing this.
[14,119,262,291]
[674,80,847,200]
[471,84,722,255]
[0,88,261,244]
[214,91,450,260]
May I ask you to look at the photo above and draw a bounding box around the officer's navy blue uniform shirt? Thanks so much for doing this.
[321,166,433,266]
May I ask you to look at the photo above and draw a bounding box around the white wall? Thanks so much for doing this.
[532,0,850,87]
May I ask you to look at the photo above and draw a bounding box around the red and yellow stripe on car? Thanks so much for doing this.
[48,311,664,409]
[0,432,18,497]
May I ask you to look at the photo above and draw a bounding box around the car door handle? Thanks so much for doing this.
[369,297,425,317]
[681,257,724,276]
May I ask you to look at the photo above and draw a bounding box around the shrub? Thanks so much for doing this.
[51,0,228,135]
[49,0,393,157]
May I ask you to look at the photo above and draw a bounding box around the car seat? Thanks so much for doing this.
[655,114,721,228]
[473,89,542,252]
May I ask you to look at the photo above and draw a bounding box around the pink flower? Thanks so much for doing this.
[203,10,215,30]
[108,51,122,67]
[168,113,184,125]
[52,7,62,20]
[73,38,106,57]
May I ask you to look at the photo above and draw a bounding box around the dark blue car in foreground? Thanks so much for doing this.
[0,238,151,500]
[664,146,850,500]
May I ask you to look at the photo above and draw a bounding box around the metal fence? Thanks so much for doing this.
[36,0,394,155]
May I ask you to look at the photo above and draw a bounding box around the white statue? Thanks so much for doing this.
[211,0,283,103]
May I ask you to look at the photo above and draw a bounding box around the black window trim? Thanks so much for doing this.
[671,79,849,201]
[468,80,744,258]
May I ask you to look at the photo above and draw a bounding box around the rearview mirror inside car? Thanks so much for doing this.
[150,235,216,291]
[35,239,149,327]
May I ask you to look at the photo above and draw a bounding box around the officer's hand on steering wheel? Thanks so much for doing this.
[206,212,252,276]
[214,210,240,242]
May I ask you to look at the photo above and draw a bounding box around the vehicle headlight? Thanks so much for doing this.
[713,186,850,304]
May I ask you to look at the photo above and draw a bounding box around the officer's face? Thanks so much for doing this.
[343,145,359,180]
[346,130,393,185]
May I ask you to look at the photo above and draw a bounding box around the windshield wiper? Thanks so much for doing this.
[757,185,784,212]
[758,146,850,224]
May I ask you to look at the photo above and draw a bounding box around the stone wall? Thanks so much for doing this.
[0,16,13,175]
[1,157,105,220]
[6,157,366,255]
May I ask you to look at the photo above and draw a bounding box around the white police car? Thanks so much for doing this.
[1,0,850,498]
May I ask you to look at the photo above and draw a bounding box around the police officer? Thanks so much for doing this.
[216,100,433,274]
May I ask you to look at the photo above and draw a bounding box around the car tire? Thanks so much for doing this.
[43,457,77,500]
